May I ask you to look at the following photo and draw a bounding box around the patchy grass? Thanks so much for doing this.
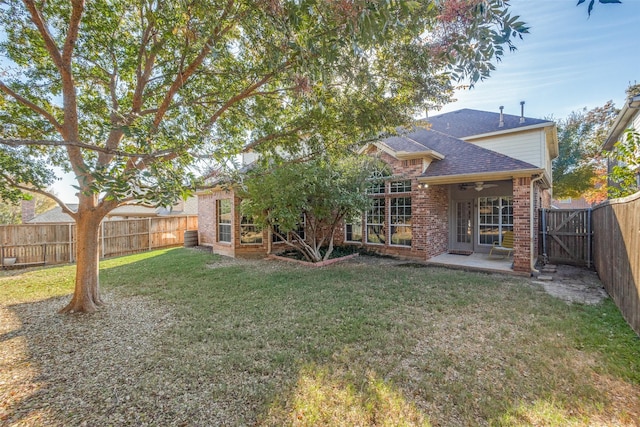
[1,248,639,426]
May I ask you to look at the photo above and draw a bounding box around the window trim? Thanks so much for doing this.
[240,215,263,245]
[217,199,232,244]
[389,180,412,194]
[389,196,412,247]
[345,215,364,243]
[366,197,386,245]
[477,196,513,246]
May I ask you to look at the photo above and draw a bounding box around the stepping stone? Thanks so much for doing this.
[542,267,557,273]
[536,275,553,281]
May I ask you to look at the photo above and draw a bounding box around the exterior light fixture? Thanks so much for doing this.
[417,183,429,189]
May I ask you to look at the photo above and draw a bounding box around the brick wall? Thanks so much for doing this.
[356,148,449,261]
[422,185,449,258]
[197,189,236,257]
[512,177,531,272]
[197,193,216,246]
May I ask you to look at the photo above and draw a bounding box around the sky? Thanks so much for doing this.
[49,0,640,202]
[433,0,640,119]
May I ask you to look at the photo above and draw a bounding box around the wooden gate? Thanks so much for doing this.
[539,209,593,268]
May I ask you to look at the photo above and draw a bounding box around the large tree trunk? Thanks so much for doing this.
[59,209,104,314]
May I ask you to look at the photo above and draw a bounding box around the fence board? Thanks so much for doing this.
[593,192,640,336]
[1,216,198,267]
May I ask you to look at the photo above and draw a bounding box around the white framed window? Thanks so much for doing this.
[217,199,232,243]
[345,215,363,243]
[390,196,411,246]
[272,224,284,243]
[478,196,513,245]
[389,180,411,193]
[240,216,262,245]
[366,198,385,244]
[294,215,306,241]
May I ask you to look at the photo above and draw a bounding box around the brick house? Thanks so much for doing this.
[197,107,558,273]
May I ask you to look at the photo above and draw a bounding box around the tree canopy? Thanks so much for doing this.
[239,156,382,262]
[608,129,640,198]
[552,101,617,202]
[0,0,528,312]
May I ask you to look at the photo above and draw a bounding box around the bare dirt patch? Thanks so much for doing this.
[1,292,174,426]
[532,264,608,305]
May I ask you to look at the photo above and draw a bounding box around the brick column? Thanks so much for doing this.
[424,185,449,259]
[512,177,531,273]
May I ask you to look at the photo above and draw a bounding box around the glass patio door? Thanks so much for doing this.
[452,200,474,252]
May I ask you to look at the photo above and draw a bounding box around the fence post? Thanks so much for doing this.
[148,217,152,251]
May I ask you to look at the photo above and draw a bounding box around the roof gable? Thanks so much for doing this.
[378,127,539,179]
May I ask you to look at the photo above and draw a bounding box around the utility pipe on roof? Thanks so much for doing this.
[530,173,545,274]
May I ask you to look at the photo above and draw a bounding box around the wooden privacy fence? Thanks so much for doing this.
[539,208,593,268]
[592,192,640,336]
[1,216,198,267]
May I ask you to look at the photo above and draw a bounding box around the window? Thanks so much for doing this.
[390,180,411,193]
[390,197,411,246]
[294,215,306,241]
[366,198,385,244]
[272,224,284,243]
[217,199,232,243]
[478,196,513,245]
[240,216,262,244]
[345,215,363,243]
[367,181,385,194]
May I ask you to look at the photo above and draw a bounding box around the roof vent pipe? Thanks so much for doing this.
[520,101,525,123]
[499,106,504,127]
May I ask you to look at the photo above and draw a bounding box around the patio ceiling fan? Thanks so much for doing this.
[459,181,499,192]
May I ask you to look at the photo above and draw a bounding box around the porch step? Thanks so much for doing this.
[541,267,557,274]
[536,275,554,281]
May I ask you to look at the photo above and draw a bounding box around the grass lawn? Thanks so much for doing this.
[1,248,639,426]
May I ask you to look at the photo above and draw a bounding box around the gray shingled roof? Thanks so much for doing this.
[28,198,198,223]
[379,135,432,154]
[426,108,551,138]
[381,128,538,178]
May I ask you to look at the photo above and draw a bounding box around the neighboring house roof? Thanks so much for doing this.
[371,127,541,184]
[27,204,79,223]
[551,197,592,210]
[28,198,198,223]
[602,95,640,151]
[426,108,552,139]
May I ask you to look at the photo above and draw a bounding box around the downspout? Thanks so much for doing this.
[530,173,545,274]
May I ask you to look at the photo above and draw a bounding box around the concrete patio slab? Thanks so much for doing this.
[425,252,528,276]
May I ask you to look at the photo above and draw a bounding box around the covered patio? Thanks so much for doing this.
[425,252,528,276]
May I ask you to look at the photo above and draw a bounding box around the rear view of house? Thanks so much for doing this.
[197,106,558,274]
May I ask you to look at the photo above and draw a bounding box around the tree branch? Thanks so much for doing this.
[62,0,85,66]
[0,80,63,133]
[204,70,280,130]
[22,0,64,71]
[152,0,238,128]
[1,138,176,159]
[244,125,305,150]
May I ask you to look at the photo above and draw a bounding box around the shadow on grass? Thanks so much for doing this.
[2,248,640,425]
